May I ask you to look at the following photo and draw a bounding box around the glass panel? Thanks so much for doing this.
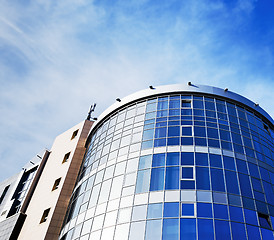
[182,167,194,179]
[152,154,165,167]
[150,168,165,191]
[214,204,228,220]
[129,221,146,240]
[139,155,152,170]
[136,170,150,194]
[145,219,162,240]
[198,219,214,239]
[132,205,147,221]
[166,152,179,166]
[214,220,231,240]
[164,202,179,217]
[181,203,194,216]
[196,167,210,190]
[147,203,163,219]
[162,218,179,240]
[211,168,225,192]
[197,202,212,218]
[180,218,196,239]
[165,167,179,190]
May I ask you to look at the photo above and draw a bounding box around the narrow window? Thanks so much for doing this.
[71,129,79,140]
[62,152,71,163]
[52,178,61,191]
[182,100,191,108]
[0,185,10,205]
[40,208,50,223]
[263,124,270,135]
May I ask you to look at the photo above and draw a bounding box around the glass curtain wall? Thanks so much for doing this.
[59,93,274,240]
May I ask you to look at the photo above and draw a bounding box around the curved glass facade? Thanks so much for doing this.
[59,86,274,240]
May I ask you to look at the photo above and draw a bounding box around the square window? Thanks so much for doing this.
[62,152,71,163]
[182,127,192,136]
[52,178,61,191]
[71,129,79,140]
[182,203,195,217]
[182,167,194,179]
[40,208,50,223]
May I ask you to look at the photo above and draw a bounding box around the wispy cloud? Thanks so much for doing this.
[0,0,273,181]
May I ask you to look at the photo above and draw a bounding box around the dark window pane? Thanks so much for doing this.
[225,170,240,194]
[182,127,192,136]
[169,100,180,109]
[195,153,208,166]
[214,204,228,220]
[154,138,166,147]
[231,222,247,239]
[196,167,210,190]
[182,167,193,179]
[181,137,193,145]
[211,168,225,192]
[193,100,204,109]
[223,156,236,171]
[198,219,214,239]
[197,202,212,218]
[181,152,194,165]
[152,153,165,167]
[167,152,179,166]
[155,127,167,138]
[238,173,253,198]
[167,137,180,146]
[209,154,222,168]
[194,126,206,137]
[180,219,196,239]
[229,206,244,222]
[181,180,195,189]
[168,126,180,137]
[215,220,231,240]
[195,137,207,146]
[181,203,194,216]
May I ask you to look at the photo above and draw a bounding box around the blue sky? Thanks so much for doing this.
[0,0,274,181]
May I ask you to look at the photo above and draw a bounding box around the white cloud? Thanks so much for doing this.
[0,0,273,181]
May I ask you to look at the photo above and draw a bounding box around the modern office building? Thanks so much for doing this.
[0,120,93,240]
[58,84,274,240]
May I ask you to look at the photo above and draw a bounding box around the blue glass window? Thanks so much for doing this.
[164,202,179,217]
[181,109,192,115]
[181,180,195,189]
[231,132,242,145]
[223,156,235,171]
[180,219,196,239]
[154,138,166,147]
[209,154,222,168]
[165,167,179,190]
[141,140,153,149]
[238,173,253,198]
[136,169,150,193]
[150,168,165,191]
[248,163,260,178]
[207,128,219,139]
[169,100,180,109]
[196,167,210,190]
[166,152,179,165]
[155,127,167,138]
[225,170,240,194]
[205,101,215,110]
[195,153,208,166]
[220,130,231,141]
[168,126,180,137]
[152,153,165,167]
[208,139,220,148]
[143,129,154,140]
[211,168,225,192]
[229,206,244,222]
[195,137,207,146]
[246,225,261,240]
[206,110,216,118]
[145,112,156,120]
[194,126,206,137]
[242,197,255,210]
[145,220,162,240]
[193,100,204,109]
[236,159,248,174]
[194,109,204,116]
[139,155,152,170]
[146,103,156,112]
[197,202,212,218]
[215,220,231,240]
[198,219,214,239]
[182,167,193,179]
[167,137,180,146]
[214,204,228,220]
[157,101,168,110]
[261,228,274,240]
[244,209,258,226]
[181,152,194,165]
[169,109,180,116]
[221,141,233,150]
[181,137,193,145]
[157,110,168,117]
[147,203,163,219]
[162,218,179,240]
[181,203,194,216]
[182,126,192,136]
[156,121,167,127]
[231,222,247,239]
